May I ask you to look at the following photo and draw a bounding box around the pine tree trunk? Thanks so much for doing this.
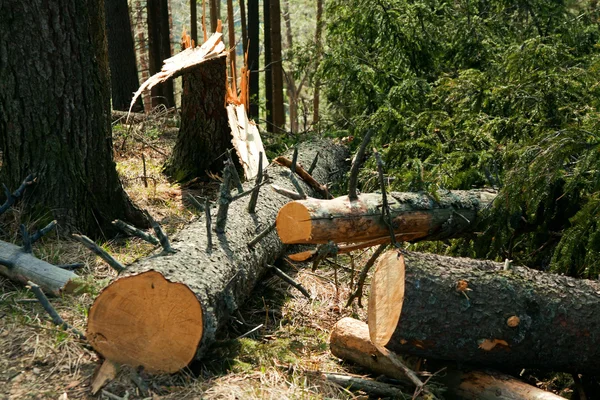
[282,0,298,133]
[163,56,230,180]
[227,0,236,75]
[147,0,175,108]
[313,0,323,127]
[105,0,143,112]
[209,0,219,32]
[190,0,198,44]
[369,250,600,374]
[239,0,248,56]
[87,140,349,373]
[0,0,147,236]
[270,0,285,132]
[264,0,274,132]
[247,0,260,119]
[134,0,152,113]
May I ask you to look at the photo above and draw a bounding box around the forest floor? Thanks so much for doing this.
[0,112,389,400]
[0,112,576,399]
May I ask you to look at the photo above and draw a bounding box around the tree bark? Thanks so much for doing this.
[270,0,285,132]
[330,317,566,400]
[368,250,600,374]
[0,0,147,236]
[86,140,349,373]
[247,0,259,119]
[134,0,152,113]
[163,56,229,180]
[264,0,273,131]
[147,0,174,108]
[312,0,323,127]
[227,0,236,75]
[282,0,298,134]
[239,0,248,57]
[209,0,219,32]
[190,0,198,44]
[105,0,143,112]
[276,190,496,245]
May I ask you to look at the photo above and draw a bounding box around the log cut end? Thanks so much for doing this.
[87,270,203,373]
[276,201,313,243]
[368,250,405,348]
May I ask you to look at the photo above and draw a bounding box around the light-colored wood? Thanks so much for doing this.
[368,251,404,347]
[0,239,80,296]
[276,190,494,245]
[330,317,417,383]
[128,32,227,115]
[330,318,566,400]
[87,270,203,373]
[227,103,268,179]
[90,360,118,395]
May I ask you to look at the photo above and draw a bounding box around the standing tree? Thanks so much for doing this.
[313,0,323,127]
[147,0,175,108]
[190,0,198,44]
[270,0,285,132]
[264,0,274,131]
[105,0,143,111]
[0,0,147,236]
[248,0,260,119]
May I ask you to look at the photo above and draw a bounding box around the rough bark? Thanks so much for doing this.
[87,140,349,373]
[264,0,273,131]
[247,0,259,119]
[105,0,143,112]
[330,318,566,400]
[0,0,147,236]
[277,190,496,245]
[313,0,323,127]
[270,0,285,132]
[190,0,198,44]
[0,240,81,296]
[147,0,174,108]
[368,250,600,374]
[163,56,230,180]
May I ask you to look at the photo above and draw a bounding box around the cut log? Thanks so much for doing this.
[368,250,600,374]
[330,317,566,400]
[276,190,495,245]
[86,140,349,373]
[0,240,80,296]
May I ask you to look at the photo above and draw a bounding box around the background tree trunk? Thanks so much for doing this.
[247,0,260,119]
[209,0,219,32]
[239,0,248,56]
[270,0,285,132]
[134,0,152,113]
[147,0,175,108]
[163,56,229,180]
[0,0,147,236]
[312,0,323,128]
[105,0,143,112]
[190,0,198,44]
[264,0,273,132]
[282,0,298,133]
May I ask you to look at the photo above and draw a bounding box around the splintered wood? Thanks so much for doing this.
[128,32,227,115]
[87,270,203,373]
[228,103,268,180]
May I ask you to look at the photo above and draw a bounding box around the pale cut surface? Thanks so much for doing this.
[368,250,405,347]
[87,270,203,373]
[276,202,312,243]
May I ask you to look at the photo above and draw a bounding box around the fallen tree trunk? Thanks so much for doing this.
[330,317,566,400]
[0,240,80,296]
[276,190,495,245]
[368,251,600,374]
[86,140,349,373]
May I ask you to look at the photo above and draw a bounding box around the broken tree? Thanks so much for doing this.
[368,250,600,374]
[330,317,566,400]
[86,140,349,373]
[276,190,496,245]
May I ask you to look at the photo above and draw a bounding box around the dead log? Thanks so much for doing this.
[368,250,600,374]
[86,140,349,373]
[276,190,495,245]
[0,240,80,296]
[330,317,566,400]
